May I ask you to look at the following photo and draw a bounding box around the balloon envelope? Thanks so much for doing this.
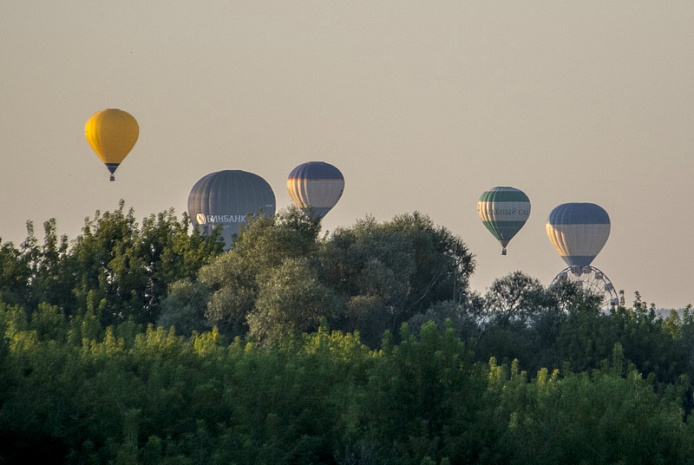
[188,170,276,249]
[287,161,344,218]
[477,186,531,255]
[546,202,611,268]
[85,109,139,181]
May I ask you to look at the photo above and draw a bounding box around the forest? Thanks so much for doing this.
[1,201,694,464]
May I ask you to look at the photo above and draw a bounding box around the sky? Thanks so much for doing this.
[2,1,694,310]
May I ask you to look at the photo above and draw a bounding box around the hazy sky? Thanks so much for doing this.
[2,1,693,309]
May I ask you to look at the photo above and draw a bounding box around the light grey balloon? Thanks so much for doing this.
[188,170,276,249]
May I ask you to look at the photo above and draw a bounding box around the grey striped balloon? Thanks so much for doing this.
[188,170,276,249]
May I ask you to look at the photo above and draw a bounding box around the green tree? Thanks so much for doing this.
[196,209,322,336]
[473,272,558,369]
[31,201,224,326]
[360,322,486,464]
[482,271,554,327]
[0,238,30,307]
[157,278,211,336]
[407,300,479,342]
[494,347,694,465]
[321,212,474,346]
[556,299,615,374]
[20,219,72,311]
[247,257,340,342]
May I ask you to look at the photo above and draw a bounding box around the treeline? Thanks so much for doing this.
[1,311,693,464]
[0,201,474,348]
[0,202,694,463]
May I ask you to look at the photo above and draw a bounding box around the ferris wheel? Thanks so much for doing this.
[550,265,619,308]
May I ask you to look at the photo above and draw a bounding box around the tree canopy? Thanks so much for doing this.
[0,203,693,464]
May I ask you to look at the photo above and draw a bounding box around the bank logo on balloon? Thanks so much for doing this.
[204,215,248,224]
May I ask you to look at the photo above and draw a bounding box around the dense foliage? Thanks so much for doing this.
[0,203,693,464]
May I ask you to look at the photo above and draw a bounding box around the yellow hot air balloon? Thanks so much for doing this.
[85,109,139,181]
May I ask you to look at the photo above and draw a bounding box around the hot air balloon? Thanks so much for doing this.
[546,202,617,307]
[545,202,610,269]
[287,161,344,219]
[85,109,139,181]
[188,170,276,249]
[477,186,531,255]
